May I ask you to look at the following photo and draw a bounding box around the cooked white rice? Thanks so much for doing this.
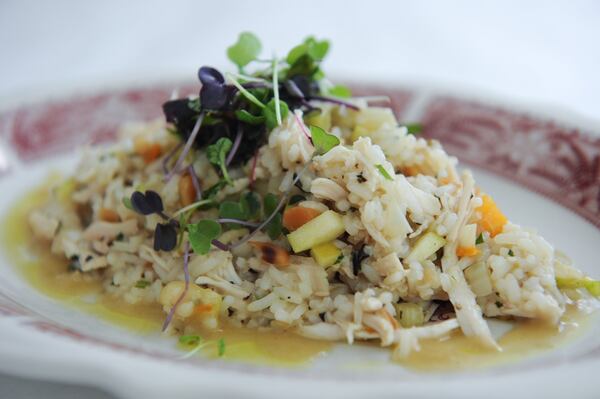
[28,100,588,359]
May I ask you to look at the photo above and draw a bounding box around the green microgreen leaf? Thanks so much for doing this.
[508,249,514,256]
[206,138,233,184]
[235,109,265,125]
[310,125,340,155]
[263,99,289,130]
[376,164,394,181]
[179,335,202,346]
[227,32,262,70]
[476,233,484,245]
[263,193,278,216]
[328,85,352,98]
[404,122,423,135]
[263,193,283,240]
[122,197,133,210]
[305,37,330,61]
[135,280,151,289]
[217,338,226,357]
[187,220,222,255]
[240,192,261,219]
[219,201,248,221]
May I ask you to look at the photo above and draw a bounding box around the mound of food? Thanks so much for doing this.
[29,33,598,359]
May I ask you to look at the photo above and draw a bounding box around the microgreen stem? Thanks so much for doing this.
[272,56,282,126]
[309,95,360,110]
[217,218,261,228]
[162,241,190,332]
[226,126,243,167]
[162,142,183,175]
[166,113,205,182]
[226,73,265,109]
[173,199,214,218]
[187,164,202,201]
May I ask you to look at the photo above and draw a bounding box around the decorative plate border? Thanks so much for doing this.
[0,83,599,382]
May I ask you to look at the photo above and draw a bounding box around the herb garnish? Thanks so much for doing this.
[207,137,233,184]
[404,122,423,135]
[310,125,340,155]
[227,32,262,71]
[187,220,222,255]
[376,164,394,181]
[476,233,484,245]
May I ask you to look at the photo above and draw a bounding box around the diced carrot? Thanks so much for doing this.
[401,165,419,177]
[456,246,479,257]
[178,173,196,206]
[99,208,120,222]
[249,241,290,267]
[439,177,453,185]
[282,206,322,231]
[134,136,162,163]
[477,194,508,237]
[193,303,213,315]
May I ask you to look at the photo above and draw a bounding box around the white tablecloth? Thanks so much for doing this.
[0,0,598,397]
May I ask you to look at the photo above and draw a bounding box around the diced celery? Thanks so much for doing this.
[287,210,345,253]
[464,261,493,297]
[395,303,424,327]
[310,241,341,268]
[406,232,446,262]
[556,277,600,297]
[459,223,477,248]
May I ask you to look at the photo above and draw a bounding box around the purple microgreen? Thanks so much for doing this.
[309,125,340,155]
[206,137,233,184]
[293,112,313,144]
[130,190,164,215]
[198,66,225,85]
[187,220,222,255]
[210,239,229,251]
[272,57,282,126]
[166,113,205,182]
[263,99,289,130]
[226,126,243,167]
[376,164,394,181]
[226,32,262,70]
[187,165,202,201]
[226,73,265,109]
[162,142,183,175]
[162,241,191,332]
[308,95,360,110]
[153,222,178,251]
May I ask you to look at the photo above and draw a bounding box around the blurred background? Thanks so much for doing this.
[0,0,599,397]
[1,0,599,120]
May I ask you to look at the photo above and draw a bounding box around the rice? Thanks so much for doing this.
[28,99,590,359]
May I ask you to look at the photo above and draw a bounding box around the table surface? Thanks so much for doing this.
[1,0,599,397]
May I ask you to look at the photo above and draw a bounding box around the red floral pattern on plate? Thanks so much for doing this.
[422,97,600,227]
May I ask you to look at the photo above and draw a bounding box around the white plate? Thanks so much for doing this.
[1,83,600,399]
